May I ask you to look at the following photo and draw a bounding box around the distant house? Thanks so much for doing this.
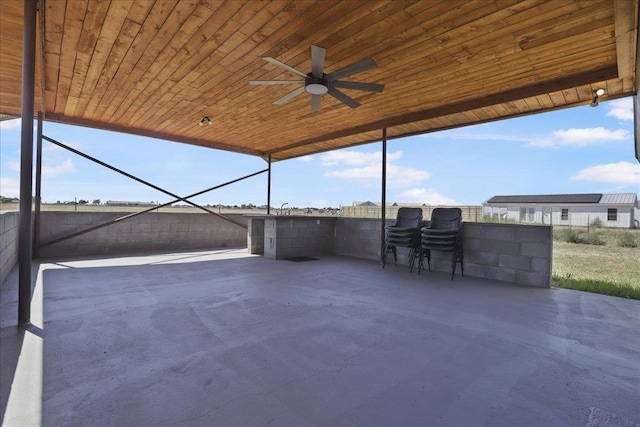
[483,193,638,228]
[355,201,379,207]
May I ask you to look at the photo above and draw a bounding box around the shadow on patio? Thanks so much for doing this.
[1,249,638,426]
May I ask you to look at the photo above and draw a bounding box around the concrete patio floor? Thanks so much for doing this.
[1,249,638,427]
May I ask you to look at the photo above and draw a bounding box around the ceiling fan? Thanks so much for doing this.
[249,45,384,112]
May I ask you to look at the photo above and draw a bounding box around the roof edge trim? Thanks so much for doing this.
[43,114,263,157]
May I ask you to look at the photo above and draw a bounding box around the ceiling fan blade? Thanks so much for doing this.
[249,80,304,85]
[330,81,385,93]
[273,86,306,105]
[326,58,377,81]
[311,94,322,112]
[311,45,326,78]
[327,87,360,109]
[262,57,307,78]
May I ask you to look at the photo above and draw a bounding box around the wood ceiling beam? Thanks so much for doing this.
[42,113,263,157]
[613,0,639,92]
[265,65,619,156]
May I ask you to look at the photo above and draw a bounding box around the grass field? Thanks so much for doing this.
[552,227,640,299]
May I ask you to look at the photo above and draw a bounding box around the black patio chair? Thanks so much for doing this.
[419,208,463,280]
[382,207,423,271]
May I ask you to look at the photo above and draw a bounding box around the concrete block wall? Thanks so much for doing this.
[0,212,19,287]
[248,219,264,254]
[332,218,552,288]
[263,217,336,259]
[462,223,552,287]
[333,217,382,260]
[37,212,248,258]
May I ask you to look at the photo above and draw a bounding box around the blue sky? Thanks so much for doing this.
[1,97,638,209]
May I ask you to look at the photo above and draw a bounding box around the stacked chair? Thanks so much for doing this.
[382,207,423,271]
[419,208,464,280]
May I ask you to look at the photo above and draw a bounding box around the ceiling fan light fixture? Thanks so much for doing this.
[305,83,328,95]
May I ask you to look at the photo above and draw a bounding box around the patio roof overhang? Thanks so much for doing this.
[0,0,638,161]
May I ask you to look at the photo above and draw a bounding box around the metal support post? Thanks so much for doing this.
[267,155,272,215]
[33,112,43,258]
[380,128,387,262]
[18,0,37,326]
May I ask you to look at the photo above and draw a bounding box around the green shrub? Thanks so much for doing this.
[618,232,638,248]
[554,228,606,245]
[589,217,604,228]
[482,215,499,223]
[481,215,516,224]
[583,232,605,246]
[555,227,582,243]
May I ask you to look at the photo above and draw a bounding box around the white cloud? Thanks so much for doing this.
[44,143,64,152]
[299,155,313,162]
[42,159,75,177]
[321,149,429,188]
[554,127,628,144]
[420,121,631,149]
[0,177,20,197]
[326,164,379,180]
[320,150,431,187]
[0,118,21,130]
[571,161,640,185]
[606,98,633,121]
[309,199,328,208]
[8,161,20,171]
[326,163,429,187]
[388,165,430,187]
[528,127,629,147]
[320,150,403,166]
[397,188,458,205]
[419,129,530,143]
[527,137,554,147]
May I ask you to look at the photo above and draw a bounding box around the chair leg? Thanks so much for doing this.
[451,251,457,280]
[450,248,463,280]
[382,243,390,267]
[408,247,413,272]
[409,247,418,272]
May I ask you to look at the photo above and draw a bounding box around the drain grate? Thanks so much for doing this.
[283,256,319,262]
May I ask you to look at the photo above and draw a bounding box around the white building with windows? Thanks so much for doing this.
[483,193,638,228]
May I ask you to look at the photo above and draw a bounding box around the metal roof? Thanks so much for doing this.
[486,194,603,204]
[598,193,638,204]
[485,193,639,205]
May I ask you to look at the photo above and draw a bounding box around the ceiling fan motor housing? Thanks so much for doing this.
[305,74,328,95]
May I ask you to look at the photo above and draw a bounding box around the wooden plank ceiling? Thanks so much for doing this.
[0,0,638,161]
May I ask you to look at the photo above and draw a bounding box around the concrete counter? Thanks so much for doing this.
[245,215,336,259]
